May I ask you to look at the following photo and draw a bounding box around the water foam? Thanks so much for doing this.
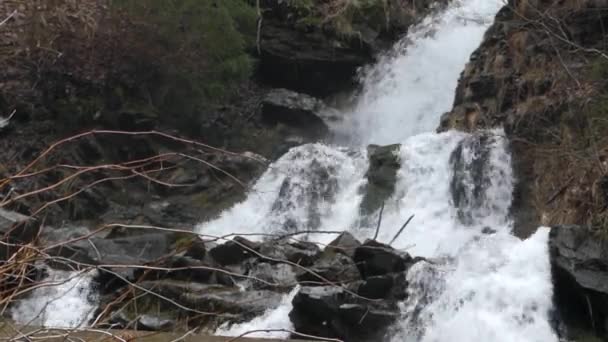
[11,269,98,328]
[215,286,300,339]
[196,143,367,243]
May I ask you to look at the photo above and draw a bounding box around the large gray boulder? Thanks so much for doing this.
[289,285,400,342]
[260,88,330,139]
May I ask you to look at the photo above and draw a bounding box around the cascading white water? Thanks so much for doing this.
[196,144,368,241]
[11,269,98,328]
[332,0,504,145]
[198,0,559,340]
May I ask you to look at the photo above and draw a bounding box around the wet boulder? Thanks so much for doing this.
[550,225,608,340]
[46,230,193,292]
[326,231,361,259]
[184,237,207,260]
[260,88,330,140]
[296,251,361,285]
[449,133,494,226]
[357,272,408,301]
[209,236,260,266]
[354,239,414,278]
[259,239,321,266]
[108,280,284,331]
[360,144,401,216]
[290,285,400,341]
[0,208,37,261]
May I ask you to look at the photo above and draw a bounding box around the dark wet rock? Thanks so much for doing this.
[259,240,321,266]
[0,208,40,292]
[326,231,361,259]
[290,285,400,341]
[259,23,371,96]
[209,236,260,266]
[260,88,330,140]
[482,226,497,235]
[357,272,408,301]
[354,239,413,278]
[49,232,175,267]
[550,225,608,340]
[450,133,493,226]
[155,256,218,284]
[184,238,207,260]
[258,0,449,96]
[104,280,282,331]
[360,144,401,216]
[135,280,282,322]
[296,251,361,285]
[0,208,37,261]
[47,230,189,292]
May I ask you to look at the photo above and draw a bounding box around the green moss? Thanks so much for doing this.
[171,232,196,252]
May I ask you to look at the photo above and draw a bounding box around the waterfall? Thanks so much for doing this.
[333,0,504,145]
[202,0,558,340]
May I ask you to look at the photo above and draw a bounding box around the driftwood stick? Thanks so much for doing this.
[389,214,415,245]
[372,201,385,240]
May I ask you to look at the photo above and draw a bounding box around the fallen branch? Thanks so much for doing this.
[389,214,415,246]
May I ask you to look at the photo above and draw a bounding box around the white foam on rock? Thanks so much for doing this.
[215,286,300,339]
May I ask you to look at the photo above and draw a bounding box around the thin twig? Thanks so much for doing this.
[0,10,17,26]
[389,214,415,246]
[372,201,385,241]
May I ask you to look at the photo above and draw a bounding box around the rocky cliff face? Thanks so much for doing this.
[441,1,608,340]
[441,0,608,238]
[257,0,448,96]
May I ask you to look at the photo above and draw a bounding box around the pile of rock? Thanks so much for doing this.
[47,229,421,340]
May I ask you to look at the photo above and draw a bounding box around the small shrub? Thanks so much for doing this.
[1,0,258,132]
